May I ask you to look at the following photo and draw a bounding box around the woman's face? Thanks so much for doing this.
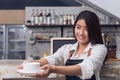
[74,19,89,44]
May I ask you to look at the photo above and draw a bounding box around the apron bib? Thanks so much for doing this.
[65,49,96,80]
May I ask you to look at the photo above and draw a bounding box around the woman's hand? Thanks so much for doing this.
[17,63,23,69]
[35,64,54,78]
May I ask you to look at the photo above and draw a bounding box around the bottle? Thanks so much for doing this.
[59,13,63,25]
[71,14,75,25]
[29,30,35,45]
[38,9,43,25]
[46,9,51,25]
[67,14,71,25]
[51,9,55,25]
[63,14,67,25]
[43,9,47,25]
[30,9,35,25]
[34,9,39,25]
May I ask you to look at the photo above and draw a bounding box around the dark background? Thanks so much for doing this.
[52,39,76,53]
[0,0,82,9]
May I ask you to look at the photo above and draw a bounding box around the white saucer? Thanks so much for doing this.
[17,69,44,77]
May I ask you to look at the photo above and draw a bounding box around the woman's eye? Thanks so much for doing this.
[75,26,80,29]
[85,28,88,30]
[77,27,80,29]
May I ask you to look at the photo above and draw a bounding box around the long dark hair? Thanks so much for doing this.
[73,10,103,44]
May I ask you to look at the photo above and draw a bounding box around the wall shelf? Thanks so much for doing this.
[36,39,50,43]
[25,25,73,27]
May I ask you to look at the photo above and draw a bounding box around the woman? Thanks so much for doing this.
[18,10,107,80]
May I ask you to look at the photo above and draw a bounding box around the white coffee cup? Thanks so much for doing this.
[23,62,40,73]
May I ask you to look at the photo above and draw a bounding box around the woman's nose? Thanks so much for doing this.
[79,29,84,35]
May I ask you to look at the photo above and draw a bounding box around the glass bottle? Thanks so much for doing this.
[29,30,35,45]
[38,9,43,25]
[30,9,35,25]
[71,14,75,25]
[46,9,51,25]
[51,9,55,25]
[59,13,63,25]
[34,9,39,25]
[43,9,47,25]
[63,14,67,25]
[67,14,71,25]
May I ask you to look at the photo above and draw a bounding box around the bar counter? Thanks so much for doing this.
[2,77,65,80]
[0,60,120,80]
[0,60,66,80]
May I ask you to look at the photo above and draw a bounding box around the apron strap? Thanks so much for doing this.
[67,50,75,60]
[87,48,92,57]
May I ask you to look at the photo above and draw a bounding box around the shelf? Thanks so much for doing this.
[9,49,25,52]
[25,24,73,27]
[107,58,120,61]
[26,24,120,27]
[101,24,120,27]
[36,39,50,43]
[9,39,25,42]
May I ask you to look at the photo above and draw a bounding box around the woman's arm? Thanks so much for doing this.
[50,64,82,76]
[37,57,49,66]
[35,64,82,78]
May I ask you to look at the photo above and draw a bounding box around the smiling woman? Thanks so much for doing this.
[17,10,107,80]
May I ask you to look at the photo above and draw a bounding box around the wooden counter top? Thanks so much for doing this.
[0,60,120,80]
[2,77,65,80]
[107,58,120,61]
